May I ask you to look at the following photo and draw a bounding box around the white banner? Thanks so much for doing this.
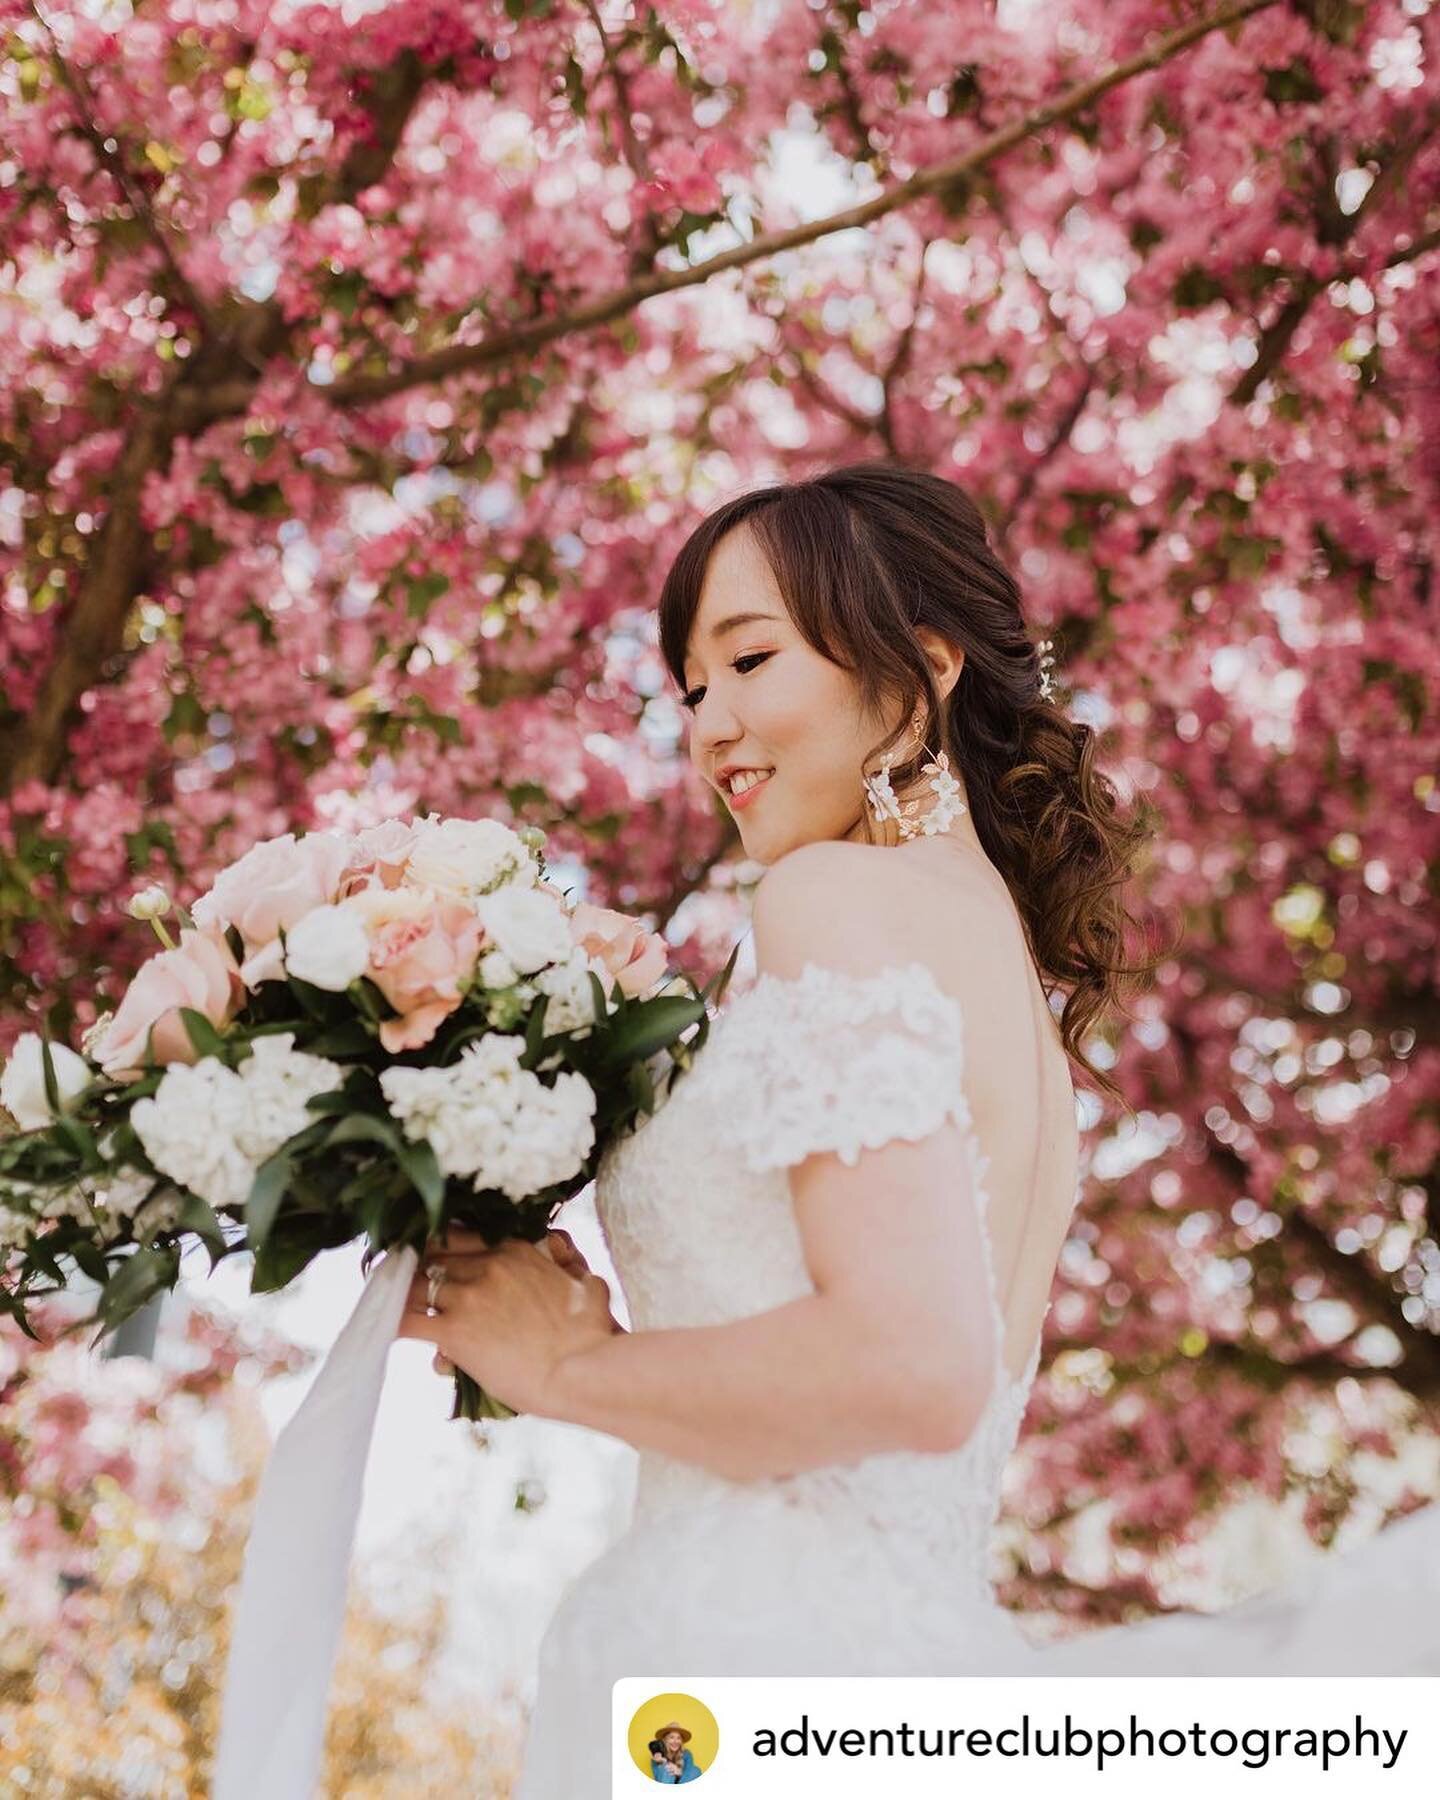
[613,1675,1440,1797]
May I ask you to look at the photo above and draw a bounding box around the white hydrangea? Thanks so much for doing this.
[531,949,604,1036]
[0,1190,39,1248]
[380,1034,595,1202]
[478,948,520,989]
[406,817,538,900]
[472,884,573,976]
[131,1034,341,1213]
[91,1165,164,1221]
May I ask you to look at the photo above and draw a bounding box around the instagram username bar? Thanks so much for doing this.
[614,1677,1438,1796]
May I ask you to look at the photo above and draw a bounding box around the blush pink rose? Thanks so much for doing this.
[191,831,352,983]
[338,819,417,897]
[346,886,486,1053]
[98,928,245,1077]
[567,902,669,998]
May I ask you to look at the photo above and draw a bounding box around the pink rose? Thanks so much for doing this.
[98,929,245,1077]
[346,886,485,1053]
[192,831,352,983]
[339,819,417,897]
[567,902,669,999]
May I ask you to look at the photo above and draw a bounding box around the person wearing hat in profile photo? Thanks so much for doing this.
[648,1720,703,1782]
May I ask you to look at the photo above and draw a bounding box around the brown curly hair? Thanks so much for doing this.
[657,459,1175,1109]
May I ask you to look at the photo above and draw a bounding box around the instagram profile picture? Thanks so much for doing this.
[626,1691,719,1783]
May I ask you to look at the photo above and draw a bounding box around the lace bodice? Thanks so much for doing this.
[593,958,1042,1605]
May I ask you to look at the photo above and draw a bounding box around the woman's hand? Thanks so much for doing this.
[396,1227,619,1417]
[546,1227,628,1336]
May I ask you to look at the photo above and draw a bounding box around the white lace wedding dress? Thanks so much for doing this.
[514,959,1440,1798]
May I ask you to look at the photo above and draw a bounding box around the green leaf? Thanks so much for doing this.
[39,1038,61,1114]
[286,975,336,1022]
[97,1245,179,1330]
[593,995,708,1070]
[702,939,742,1008]
[395,1138,444,1231]
[179,1007,226,1059]
[524,990,551,1060]
[303,1020,375,1058]
[52,1115,102,1169]
[325,1113,403,1154]
[627,1057,655,1115]
[587,970,612,1028]
[244,1151,294,1252]
[251,1232,324,1293]
[70,1241,112,1285]
[176,1191,227,1265]
[303,1088,351,1117]
[26,1235,63,1280]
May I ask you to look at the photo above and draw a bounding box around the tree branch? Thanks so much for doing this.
[1229,96,1440,404]
[315,0,1279,409]
[579,0,668,278]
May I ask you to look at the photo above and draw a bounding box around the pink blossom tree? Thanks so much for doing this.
[3,0,1439,1618]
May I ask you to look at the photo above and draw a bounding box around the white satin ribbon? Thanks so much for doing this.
[213,1243,419,1800]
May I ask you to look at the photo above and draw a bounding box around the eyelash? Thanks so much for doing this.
[680,652,772,712]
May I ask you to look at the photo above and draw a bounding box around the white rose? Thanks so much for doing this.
[1,1033,92,1131]
[406,817,537,899]
[284,903,371,991]
[473,885,572,976]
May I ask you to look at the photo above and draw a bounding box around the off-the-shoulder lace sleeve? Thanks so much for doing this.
[703,960,974,1178]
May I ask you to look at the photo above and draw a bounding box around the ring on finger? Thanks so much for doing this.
[424,1261,448,1317]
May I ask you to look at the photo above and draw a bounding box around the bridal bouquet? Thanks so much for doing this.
[0,816,735,1419]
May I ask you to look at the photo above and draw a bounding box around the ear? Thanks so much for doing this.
[915,626,964,704]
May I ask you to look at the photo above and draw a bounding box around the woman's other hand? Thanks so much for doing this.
[545,1227,627,1334]
[397,1227,618,1416]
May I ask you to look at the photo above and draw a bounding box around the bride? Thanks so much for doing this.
[396,461,1440,1796]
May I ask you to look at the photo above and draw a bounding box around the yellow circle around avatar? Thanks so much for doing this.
[626,1690,720,1782]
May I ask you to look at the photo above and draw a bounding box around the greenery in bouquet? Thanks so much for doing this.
[0,816,738,1421]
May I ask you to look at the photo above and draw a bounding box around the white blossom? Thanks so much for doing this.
[1,1033,92,1130]
[131,1034,341,1213]
[380,1034,595,1201]
[531,949,604,1036]
[478,948,520,990]
[0,1204,32,1249]
[284,902,371,991]
[126,884,173,921]
[406,817,538,900]
[472,885,572,976]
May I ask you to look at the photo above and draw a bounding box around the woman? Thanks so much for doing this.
[398,463,1440,1797]
[649,1721,702,1782]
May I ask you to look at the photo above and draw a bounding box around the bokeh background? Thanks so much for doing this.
[2,0,1439,1792]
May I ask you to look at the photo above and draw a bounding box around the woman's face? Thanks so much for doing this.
[680,523,902,864]
[663,1731,685,1755]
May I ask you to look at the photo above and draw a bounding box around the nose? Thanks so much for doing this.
[690,697,742,781]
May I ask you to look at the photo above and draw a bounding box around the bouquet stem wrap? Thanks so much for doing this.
[212,1244,419,1800]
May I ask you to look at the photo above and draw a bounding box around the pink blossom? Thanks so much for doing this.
[191,831,352,983]
[339,818,418,895]
[567,902,670,999]
[344,885,485,1053]
[97,929,245,1076]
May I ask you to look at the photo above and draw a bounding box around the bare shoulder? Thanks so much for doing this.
[751,841,1012,1014]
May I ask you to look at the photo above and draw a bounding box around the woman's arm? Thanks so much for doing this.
[539,1282,960,1483]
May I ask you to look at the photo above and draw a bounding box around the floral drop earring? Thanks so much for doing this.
[862,704,967,841]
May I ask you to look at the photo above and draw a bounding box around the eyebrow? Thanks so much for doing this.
[709,609,781,638]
